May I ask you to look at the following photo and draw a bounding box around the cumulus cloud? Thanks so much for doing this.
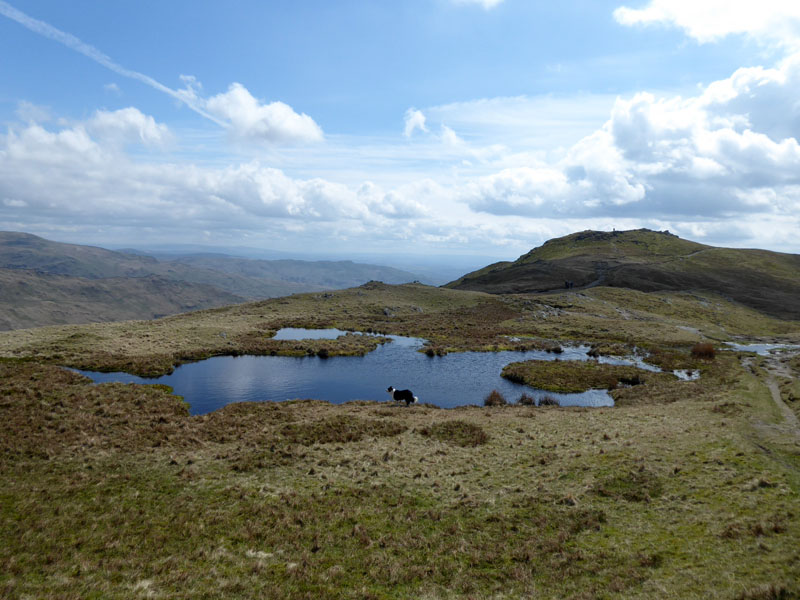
[0,111,378,242]
[614,0,800,47]
[0,3,323,145]
[206,83,323,144]
[462,53,800,222]
[440,125,464,148]
[176,76,324,144]
[87,108,171,146]
[403,109,428,138]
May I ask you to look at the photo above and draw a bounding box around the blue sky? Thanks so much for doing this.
[1,0,800,261]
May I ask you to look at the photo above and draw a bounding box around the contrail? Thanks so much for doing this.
[0,0,225,127]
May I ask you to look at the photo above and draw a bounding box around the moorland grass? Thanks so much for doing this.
[417,420,490,447]
[483,389,508,407]
[2,283,800,598]
[502,359,679,393]
[1,283,798,378]
[2,349,800,598]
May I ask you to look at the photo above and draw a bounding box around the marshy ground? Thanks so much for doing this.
[1,283,800,598]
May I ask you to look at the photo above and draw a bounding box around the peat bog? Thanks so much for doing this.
[75,327,712,413]
[2,281,800,598]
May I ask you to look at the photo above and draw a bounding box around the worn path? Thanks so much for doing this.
[756,352,800,443]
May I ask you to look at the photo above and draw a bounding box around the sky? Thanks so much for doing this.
[1,0,800,263]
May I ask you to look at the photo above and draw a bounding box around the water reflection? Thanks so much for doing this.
[724,342,800,356]
[77,328,691,415]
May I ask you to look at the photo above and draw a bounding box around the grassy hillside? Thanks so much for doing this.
[166,255,421,289]
[0,231,419,297]
[1,281,797,376]
[0,232,422,329]
[518,229,709,262]
[0,269,244,331]
[447,229,800,320]
[1,282,799,598]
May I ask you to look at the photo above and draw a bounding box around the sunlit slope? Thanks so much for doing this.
[0,232,422,328]
[2,280,797,378]
[447,229,800,319]
[0,269,245,330]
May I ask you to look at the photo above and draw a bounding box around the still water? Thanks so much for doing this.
[76,328,672,414]
[723,342,800,356]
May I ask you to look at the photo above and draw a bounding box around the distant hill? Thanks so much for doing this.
[0,231,162,279]
[446,229,800,320]
[162,255,422,291]
[0,269,244,330]
[0,231,423,329]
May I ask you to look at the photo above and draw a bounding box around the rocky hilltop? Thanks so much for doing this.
[446,229,800,320]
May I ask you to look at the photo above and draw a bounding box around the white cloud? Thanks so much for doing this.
[403,109,428,138]
[465,167,568,216]
[206,83,324,144]
[5,70,800,257]
[87,108,171,146]
[357,181,431,219]
[15,101,51,124]
[614,0,800,47]
[0,112,401,248]
[440,125,464,148]
[460,52,800,222]
[0,3,323,145]
[0,1,225,126]
[423,94,618,156]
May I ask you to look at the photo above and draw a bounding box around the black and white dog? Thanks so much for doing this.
[387,386,418,405]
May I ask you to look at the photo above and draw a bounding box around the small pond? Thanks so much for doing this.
[76,328,686,415]
[724,342,800,356]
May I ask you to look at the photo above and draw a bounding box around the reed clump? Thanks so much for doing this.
[484,389,508,406]
[691,343,716,360]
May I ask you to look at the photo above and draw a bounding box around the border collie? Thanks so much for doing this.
[387,386,418,405]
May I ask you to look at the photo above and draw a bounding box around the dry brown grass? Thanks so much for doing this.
[416,420,490,447]
[2,353,800,598]
[502,359,678,393]
[2,282,800,598]
[692,342,717,359]
[280,415,408,445]
[483,389,508,406]
[2,282,797,380]
[592,466,664,502]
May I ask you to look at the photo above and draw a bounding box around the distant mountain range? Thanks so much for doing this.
[446,229,800,320]
[0,232,421,329]
[6,229,798,331]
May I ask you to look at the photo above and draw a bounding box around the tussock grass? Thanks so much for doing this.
[734,584,796,600]
[502,359,677,393]
[417,420,489,447]
[0,283,797,378]
[280,415,407,445]
[483,389,508,406]
[517,393,535,406]
[692,342,717,359]
[2,282,800,598]
[592,467,664,502]
[2,356,800,597]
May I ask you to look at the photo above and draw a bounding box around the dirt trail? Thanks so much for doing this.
[757,353,800,442]
[547,248,711,294]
